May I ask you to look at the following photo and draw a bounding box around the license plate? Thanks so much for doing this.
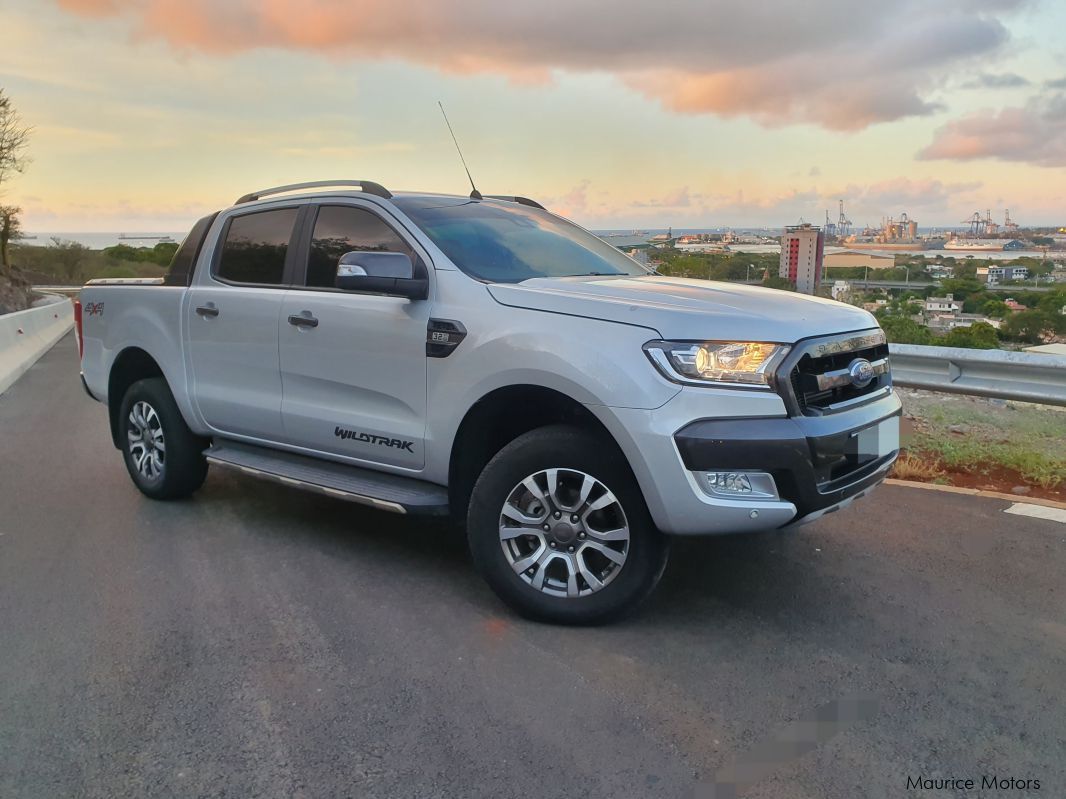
[851,418,899,460]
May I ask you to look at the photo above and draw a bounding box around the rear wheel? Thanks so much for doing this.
[119,377,208,500]
[467,425,668,624]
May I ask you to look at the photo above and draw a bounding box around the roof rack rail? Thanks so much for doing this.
[483,195,546,210]
[235,180,392,205]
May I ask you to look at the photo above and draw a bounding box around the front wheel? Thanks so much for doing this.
[467,425,669,625]
[119,377,208,500]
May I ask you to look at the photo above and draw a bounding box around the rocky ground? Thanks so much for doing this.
[0,267,38,314]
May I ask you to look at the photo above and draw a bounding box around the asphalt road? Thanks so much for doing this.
[2,336,1064,799]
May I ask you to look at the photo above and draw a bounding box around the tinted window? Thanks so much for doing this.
[164,212,218,287]
[216,208,298,285]
[307,206,416,288]
[393,197,647,283]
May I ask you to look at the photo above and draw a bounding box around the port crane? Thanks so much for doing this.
[963,212,982,237]
[837,199,851,238]
[982,209,999,235]
[1004,209,1019,232]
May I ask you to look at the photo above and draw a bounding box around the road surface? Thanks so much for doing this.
[2,336,1064,798]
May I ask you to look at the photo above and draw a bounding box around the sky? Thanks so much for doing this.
[1,0,1065,232]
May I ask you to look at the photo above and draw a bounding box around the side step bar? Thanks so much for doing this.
[205,440,449,516]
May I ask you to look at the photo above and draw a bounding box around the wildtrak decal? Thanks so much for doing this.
[335,426,414,453]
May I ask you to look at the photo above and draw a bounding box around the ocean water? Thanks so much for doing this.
[18,232,188,249]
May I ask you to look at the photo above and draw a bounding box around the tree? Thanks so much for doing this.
[48,237,89,282]
[877,315,933,345]
[981,299,1008,318]
[0,89,31,189]
[0,89,31,277]
[1002,309,1053,344]
[942,322,999,349]
[0,205,20,277]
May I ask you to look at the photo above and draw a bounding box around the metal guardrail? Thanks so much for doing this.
[889,344,1066,406]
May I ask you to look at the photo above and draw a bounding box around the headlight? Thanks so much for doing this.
[643,340,790,388]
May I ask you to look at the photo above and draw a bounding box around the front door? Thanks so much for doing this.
[278,203,431,469]
[186,205,300,439]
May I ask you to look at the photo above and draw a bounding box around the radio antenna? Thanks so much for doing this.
[438,101,482,200]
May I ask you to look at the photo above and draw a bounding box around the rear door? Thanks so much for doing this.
[278,202,432,469]
[186,205,302,440]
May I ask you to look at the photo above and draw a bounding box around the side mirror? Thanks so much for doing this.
[335,251,428,300]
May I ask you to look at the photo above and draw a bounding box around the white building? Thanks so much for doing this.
[779,224,824,295]
[925,295,961,314]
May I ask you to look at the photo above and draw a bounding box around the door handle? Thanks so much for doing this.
[196,304,219,318]
[288,313,319,328]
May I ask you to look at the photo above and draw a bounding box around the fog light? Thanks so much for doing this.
[696,471,778,500]
[707,472,752,493]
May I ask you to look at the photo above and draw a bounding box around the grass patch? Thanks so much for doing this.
[900,391,1066,490]
[891,452,946,482]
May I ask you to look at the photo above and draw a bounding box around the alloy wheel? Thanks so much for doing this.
[127,400,165,480]
[498,468,630,598]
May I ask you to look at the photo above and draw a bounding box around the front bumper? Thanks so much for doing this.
[674,394,901,522]
[589,388,901,536]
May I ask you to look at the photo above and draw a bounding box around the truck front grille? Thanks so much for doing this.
[782,331,891,416]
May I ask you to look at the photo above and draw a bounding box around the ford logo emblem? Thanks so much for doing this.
[848,358,875,388]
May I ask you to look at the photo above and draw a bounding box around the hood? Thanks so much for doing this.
[487,275,878,342]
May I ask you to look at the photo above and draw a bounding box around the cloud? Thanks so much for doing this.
[542,181,592,219]
[829,178,983,213]
[961,72,1030,88]
[54,0,1026,131]
[1046,76,1066,89]
[634,186,691,208]
[918,92,1066,167]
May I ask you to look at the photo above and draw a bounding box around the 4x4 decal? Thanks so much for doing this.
[334,426,414,453]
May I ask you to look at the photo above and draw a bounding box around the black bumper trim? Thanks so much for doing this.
[674,393,901,517]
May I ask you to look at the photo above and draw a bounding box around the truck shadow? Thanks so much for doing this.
[196,469,861,634]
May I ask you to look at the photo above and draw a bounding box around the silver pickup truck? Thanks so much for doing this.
[76,179,900,624]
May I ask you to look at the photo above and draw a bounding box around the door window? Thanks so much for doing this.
[307,206,416,289]
[215,207,299,285]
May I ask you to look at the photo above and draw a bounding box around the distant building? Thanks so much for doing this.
[926,313,1001,332]
[861,299,889,312]
[925,295,961,314]
[977,265,1029,285]
[823,251,895,270]
[1003,298,1026,312]
[780,223,824,294]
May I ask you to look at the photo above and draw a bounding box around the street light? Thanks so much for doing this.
[747,263,756,283]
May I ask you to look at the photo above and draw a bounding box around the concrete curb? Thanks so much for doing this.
[885,478,1066,511]
[0,295,74,396]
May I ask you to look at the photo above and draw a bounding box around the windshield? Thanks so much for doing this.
[393,197,650,283]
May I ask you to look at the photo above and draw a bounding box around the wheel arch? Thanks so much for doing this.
[447,384,631,522]
[107,347,165,448]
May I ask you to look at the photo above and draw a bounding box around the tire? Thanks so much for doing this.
[118,377,208,500]
[467,424,669,625]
